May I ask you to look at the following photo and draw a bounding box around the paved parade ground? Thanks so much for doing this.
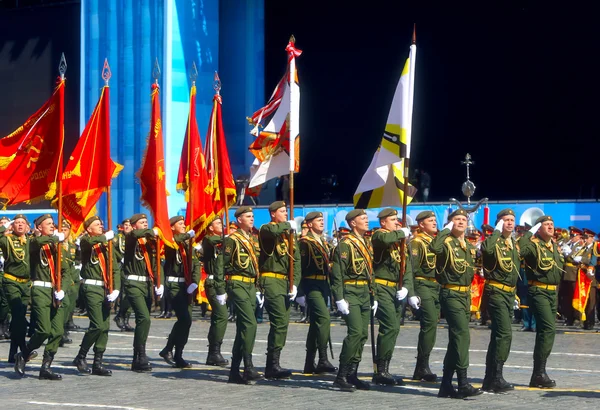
[1,309,599,410]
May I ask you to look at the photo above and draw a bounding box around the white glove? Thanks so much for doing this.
[561,245,572,255]
[54,232,65,242]
[513,298,520,310]
[2,219,12,229]
[155,284,164,297]
[287,220,298,232]
[573,256,582,263]
[400,227,411,238]
[104,230,115,241]
[396,287,409,301]
[495,219,504,232]
[75,237,81,247]
[54,290,65,301]
[187,229,196,239]
[336,299,350,315]
[107,289,120,302]
[186,283,198,294]
[153,228,159,237]
[194,244,202,251]
[371,300,379,316]
[74,264,82,271]
[443,221,454,231]
[409,296,420,310]
[288,285,298,301]
[295,295,306,307]
[529,222,541,235]
[587,267,595,279]
[255,292,264,308]
[216,293,227,305]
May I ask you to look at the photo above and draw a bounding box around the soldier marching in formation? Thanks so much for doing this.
[1,203,598,397]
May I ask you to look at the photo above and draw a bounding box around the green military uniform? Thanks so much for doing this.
[331,209,373,392]
[370,208,412,385]
[298,211,336,374]
[480,209,520,393]
[203,232,229,366]
[113,228,134,331]
[0,219,31,361]
[430,209,482,398]
[16,215,70,380]
[409,210,440,382]
[0,240,10,340]
[159,217,200,368]
[519,215,563,388]
[223,206,261,384]
[74,217,121,376]
[123,213,162,372]
[61,235,80,343]
[258,201,301,379]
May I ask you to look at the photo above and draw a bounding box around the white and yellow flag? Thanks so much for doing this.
[354,41,417,208]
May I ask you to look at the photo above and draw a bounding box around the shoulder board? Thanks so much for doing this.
[443,236,454,245]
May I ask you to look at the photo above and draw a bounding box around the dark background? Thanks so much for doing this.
[264,2,600,204]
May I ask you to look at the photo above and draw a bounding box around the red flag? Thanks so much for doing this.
[204,86,236,218]
[58,86,123,233]
[573,268,593,321]
[176,85,213,239]
[470,274,486,312]
[0,79,65,207]
[138,83,176,249]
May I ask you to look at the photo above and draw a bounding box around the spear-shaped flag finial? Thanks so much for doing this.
[59,53,67,80]
[189,61,198,85]
[289,34,296,44]
[102,58,112,86]
[153,58,161,84]
[213,71,221,95]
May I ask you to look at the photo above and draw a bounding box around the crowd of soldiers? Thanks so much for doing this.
[0,203,594,397]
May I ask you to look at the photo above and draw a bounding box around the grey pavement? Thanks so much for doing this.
[1,308,599,410]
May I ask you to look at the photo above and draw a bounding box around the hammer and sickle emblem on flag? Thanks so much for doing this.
[26,134,46,168]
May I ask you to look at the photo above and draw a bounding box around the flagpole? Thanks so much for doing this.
[103,59,114,294]
[153,59,162,300]
[213,71,230,233]
[399,25,417,288]
[287,35,298,293]
[187,64,197,303]
[56,53,67,297]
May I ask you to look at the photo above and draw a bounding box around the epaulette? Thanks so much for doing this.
[443,236,454,245]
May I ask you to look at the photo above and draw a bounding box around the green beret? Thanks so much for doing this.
[416,210,435,222]
[169,215,184,226]
[84,216,101,230]
[535,215,553,225]
[208,215,222,225]
[346,209,367,222]
[121,218,131,225]
[234,206,253,218]
[304,211,323,222]
[377,208,397,219]
[481,224,494,233]
[34,214,53,227]
[496,208,515,219]
[301,220,308,228]
[268,201,287,213]
[61,219,72,229]
[448,209,468,221]
[130,213,147,225]
[13,214,29,224]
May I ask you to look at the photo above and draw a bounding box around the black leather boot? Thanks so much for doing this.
[122,314,135,332]
[529,359,556,388]
[174,346,192,368]
[39,352,62,380]
[228,353,249,384]
[59,333,72,347]
[314,346,337,373]
[206,342,229,367]
[437,367,458,398]
[243,354,262,381]
[387,359,405,386]
[412,355,437,382]
[303,349,316,374]
[14,345,37,377]
[372,358,395,385]
[333,362,356,392]
[490,360,514,392]
[481,359,494,392]
[159,345,175,366]
[73,347,91,374]
[347,362,370,390]
[113,315,125,330]
[92,352,112,376]
[456,368,483,398]
[131,345,152,372]
[8,339,18,364]
[264,350,292,379]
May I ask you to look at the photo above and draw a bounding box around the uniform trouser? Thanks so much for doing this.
[206,282,228,346]
[126,282,152,348]
[28,286,69,355]
[228,280,257,359]
[414,280,441,359]
[558,280,576,322]
[117,276,132,318]
[0,280,9,322]
[584,286,597,327]
[484,286,514,366]
[304,282,331,353]
[80,284,111,353]
[64,280,79,325]
[166,283,192,349]
[262,276,291,354]
[2,278,29,351]
[374,283,401,361]
[339,284,371,365]
[440,288,470,371]
[528,286,557,362]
